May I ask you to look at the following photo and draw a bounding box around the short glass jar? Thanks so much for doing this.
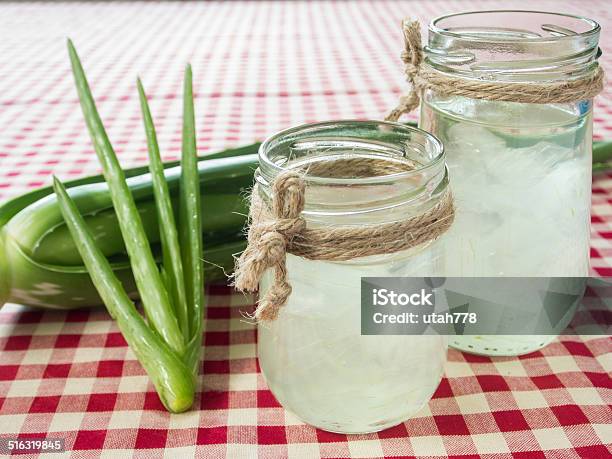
[419,11,599,356]
[255,121,448,433]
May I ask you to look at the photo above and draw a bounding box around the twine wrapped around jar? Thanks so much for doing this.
[386,20,605,122]
[234,164,455,321]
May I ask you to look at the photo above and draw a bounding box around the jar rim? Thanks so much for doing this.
[430,10,600,44]
[258,120,445,186]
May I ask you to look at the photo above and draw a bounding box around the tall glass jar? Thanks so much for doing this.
[419,11,599,356]
[256,121,448,433]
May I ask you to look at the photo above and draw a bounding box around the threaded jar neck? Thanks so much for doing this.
[426,10,601,83]
[256,120,448,227]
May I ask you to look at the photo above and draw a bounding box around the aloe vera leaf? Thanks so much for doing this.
[6,154,257,265]
[67,40,183,354]
[0,234,9,308]
[0,233,245,311]
[0,144,257,311]
[137,78,189,336]
[592,141,612,164]
[53,177,194,413]
[179,65,204,374]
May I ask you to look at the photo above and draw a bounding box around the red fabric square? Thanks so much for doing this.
[257,390,281,408]
[4,335,32,351]
[492,410,530,431]
[135,429,167,449]
[104,332,127,347]
[588,310,612,329]
[432,378,453,399]
[54,334,81,348]
[0,365,19,381]
[17,311,42,324]
[73,430,106,450]
[584,372,610,388]
[378,422,408,439]
[205,331,230,346]
[562,341,593,357]
[316,429,348,443]
[575,445,611,459]
[257,426,287,445]
[203,360,230,374]
[531,374,564,390]
[592,267,612,276]
[207,284,232,295]
[462,353,491,363]
[86,393,117,412]
[477,375,510,392]
[65,310,90,322]
[201,391,229,410]
[434,414,470,435]
[597,231,612,240]
[143,392,166,411]
[207,307,231,319]
[29,395,60,413]
[43,363,71,379]
[96,360,124,377]
[197,427,227,445]
[551,405,589,426]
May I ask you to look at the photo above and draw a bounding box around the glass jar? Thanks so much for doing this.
[419,11,599,356]
[255,121,448,433]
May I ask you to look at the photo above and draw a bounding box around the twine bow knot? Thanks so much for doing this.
[234,163,455,322]
[234,171,306,321]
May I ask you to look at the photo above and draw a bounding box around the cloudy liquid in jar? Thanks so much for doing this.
[421,97,591,355]
[257,145,448,434]
[258,246,446,433]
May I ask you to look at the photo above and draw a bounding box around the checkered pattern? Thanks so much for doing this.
[0,1,610,457]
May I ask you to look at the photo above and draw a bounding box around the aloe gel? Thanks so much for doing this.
[255,121,449,433]
[419,10,599,356]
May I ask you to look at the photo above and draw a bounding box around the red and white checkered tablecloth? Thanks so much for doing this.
[0,1,610,458]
